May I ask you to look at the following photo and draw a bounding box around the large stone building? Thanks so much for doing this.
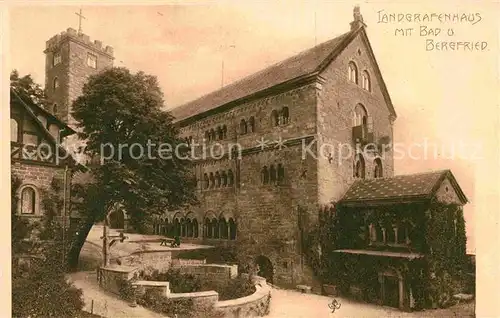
[27,7,468,302]
[155,7,399,288]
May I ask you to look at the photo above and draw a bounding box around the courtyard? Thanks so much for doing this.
[74,225,474,318]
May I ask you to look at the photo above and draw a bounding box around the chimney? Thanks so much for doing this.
[350,5,366,31]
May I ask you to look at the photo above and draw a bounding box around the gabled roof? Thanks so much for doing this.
[170,25,396,124]
[10,88,76,138]
[339,169,468,205]
[10,88,84,169]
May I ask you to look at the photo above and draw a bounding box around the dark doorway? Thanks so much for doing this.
[255,255,274,284]
[383,276,400,308]
[109,210,124,229]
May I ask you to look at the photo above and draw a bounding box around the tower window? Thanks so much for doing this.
[53,103,58,115]
[87,53,97,69]
[53,52,62,66]
[53,77,59,90]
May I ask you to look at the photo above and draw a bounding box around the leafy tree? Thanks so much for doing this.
[67,67,197,269]
[10,70,49,108]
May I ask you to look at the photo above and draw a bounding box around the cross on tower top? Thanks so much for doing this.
[75,8,86,34]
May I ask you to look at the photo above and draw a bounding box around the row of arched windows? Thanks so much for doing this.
[152,216,237,240]
[205,125,228,142]
[204,217,237,240]
[348,61,371,92]
[261,164,285,184]
[369,223,409,245]
[203,170,234,189]
[153,218,200,238]
[353,155,383,179]
[271,107,289,127]
[240,117,256,135]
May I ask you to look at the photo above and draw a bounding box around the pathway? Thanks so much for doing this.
[68,271,165,318]
[269,288,474,318]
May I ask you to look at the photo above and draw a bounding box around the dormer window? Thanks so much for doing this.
[53,52,62,66]
[348,61,358,84]
[87,53,97,69]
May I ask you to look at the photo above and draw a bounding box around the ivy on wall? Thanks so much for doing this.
[302,199,468,310]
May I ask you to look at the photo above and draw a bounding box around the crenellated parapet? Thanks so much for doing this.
[44,27,114,57]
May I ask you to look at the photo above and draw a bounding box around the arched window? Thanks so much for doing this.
[209,172,215,188]
[348,61,358,84]
[261,166,269,184]
[181,218,186,237]
[240,119,247,135]
[186,219,193,237]
[219,217,228,239]
[227,170,234,186]
[221,171,228,187]
[369,224,377,242]
[281,107,289,125]
[354,154,366,179]
[215,171,221,188]
[53,103,58,114]
[10,118,19,142]
[210,129,216,141]
[217,127,223,140]
[203,173,209,189]
[229,218,237,240]
[212,218,219,239]
[164,219,169,236]
[374,158,383,178]
[21,186,36,214]
[386,226,396,243]
[248,117,255,133]
[375,223,384,243]
[396,224,408,244]
[277,164,285,183]
[53,77,59,90]
[271,110,279,127]
[205,131,210,141]
[193,219,199,238]
[270,165,277,183]
[204,218,211,238]
[222,125,227,139]
[353,104,368,127]
[173,218,180,237]
[362,71,371,91]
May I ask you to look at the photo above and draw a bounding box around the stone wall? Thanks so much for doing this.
[215,275,271,318]
[132,280,170,297]
[11,161,70,225]
[173,264,238,283]
[44,27,114,125]
[98,265,138,295]
[317,31,395,206]
[115,250,172,274]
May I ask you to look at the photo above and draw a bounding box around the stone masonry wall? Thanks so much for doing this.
[11,161,70,223]
[317,31,395,206]
[169,83,321,288]
[44,28,114,125]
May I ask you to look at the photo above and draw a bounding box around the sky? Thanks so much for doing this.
[7,1,500,255]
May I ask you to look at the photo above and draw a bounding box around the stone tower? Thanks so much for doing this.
[44,27,114,127]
